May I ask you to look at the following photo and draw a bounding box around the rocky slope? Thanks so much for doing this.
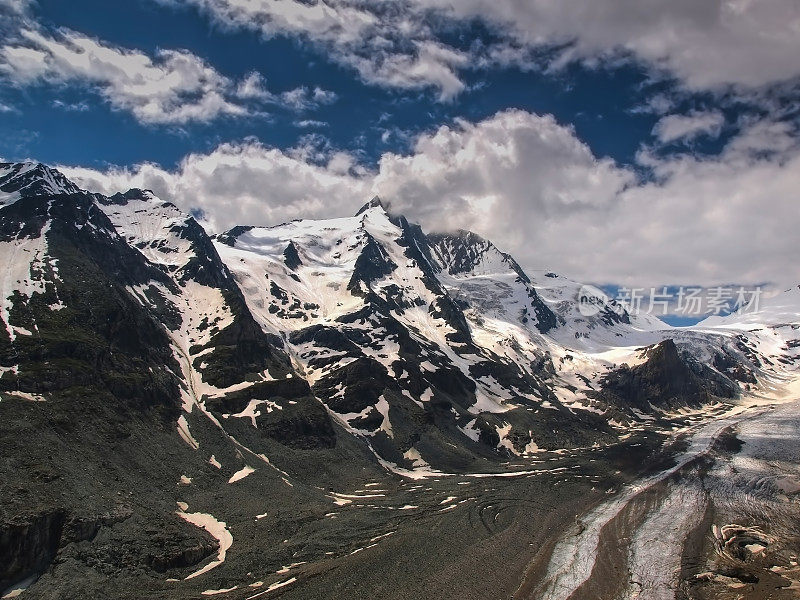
[0,162,797,598]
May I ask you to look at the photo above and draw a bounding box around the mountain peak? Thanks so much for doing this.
[453,229,488,244]
[122,188,157,200]
[355,196,387,216]
[0,161,82,207]
[104,188,161,205]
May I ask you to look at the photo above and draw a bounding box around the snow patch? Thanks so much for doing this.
[177,415,199,450]
[245,578,297,599]
[228,465,255,484]
[176,509,233,580]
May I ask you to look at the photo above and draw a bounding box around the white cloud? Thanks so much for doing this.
[606,120,800,288]
[235,71,271,101]
[6,0,796,115]
[52,99,90,112]
[373,110,633,234]
[160,0,468,100]
[653,111,725,144]
[279,85,338,110]
[235,71,337,110]
[60,108,800,290]
[346,40,468,101]
[60,141,371,233]
[294,119,328,129]
[0,28,247,123]
[375,110,799,289]
[0,28,335,124]
[311,87,337,105]
[418,0,800,91]
[166,0,800,100]
[629,93,678,116]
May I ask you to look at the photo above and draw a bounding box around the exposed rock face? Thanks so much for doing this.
[204,378,336,449]
[426,230,558,333]
[214,225,253,247]
[0,506,191,591]
[283,241,303,270]
[0,511,65,591]
[0,192,183,417]
[145,538,218,573]
[354,196,386,216]
[0,163,80,203]
[0,169,308,595]
[346,233,397,294]
[713,351,757,384]
[595,339,737,412]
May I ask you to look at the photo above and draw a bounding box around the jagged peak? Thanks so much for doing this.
[215,225,254,247]
[104,188,163,206]
[429,228,491,247]
[1,161,57,176]
[121,188,158,201]
[427,229,500,274]
[0,161,82,206]
[355,196,387,216]
[426,227,537,290]
[642,338,680,362]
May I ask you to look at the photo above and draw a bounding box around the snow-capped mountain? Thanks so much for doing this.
[695,284,800,395]
[1,162,798,598]
[2,163,797,464]
[214,198,616,468]
[0,162,81,207]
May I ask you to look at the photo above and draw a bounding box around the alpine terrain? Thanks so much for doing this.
[2,162,799,600]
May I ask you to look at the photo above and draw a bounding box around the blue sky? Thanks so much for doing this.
[3,0,669,169]
[1,0,799,324]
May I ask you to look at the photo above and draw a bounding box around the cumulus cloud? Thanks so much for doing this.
[0,28,248,124]
[652,111,725,144]
[373,111,799,289]
[0,28,336,124]
[162,0,800,101]
[159,0,469,100]
[61,141,371,232]
[60,109,800,290]
[603,120,800,288]
[373,111,633,235]
[418,0,800,91]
